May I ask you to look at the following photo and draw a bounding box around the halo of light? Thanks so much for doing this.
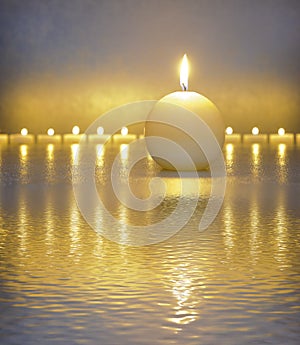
[20,128,28,136]
[97,126,104,135]
[252,127,259,135]
[121,127,128,136]
[278,127,285,136]
[225,126,233,135]
[47,128,55,136]
[72,126,80,135]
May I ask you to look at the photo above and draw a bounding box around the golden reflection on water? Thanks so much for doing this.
[277,143,287,183]
[251,143,261,177]
[170,264,199,327]
[120,144,129,161]
[71,143,79,165]
[1,144,299,344]
[47,143,54,161]
[45,193,55,256]
[69,196,81,261]
[249,196,260,265]
[17,192,28,256]
[225,143,234,173]
[96,144,105,166]
[223,204,235,256]
[19,144,28,182]
[274,194,288,267]
[46,144,55,183]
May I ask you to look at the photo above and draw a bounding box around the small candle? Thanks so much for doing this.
[224,126,241,143]
[63,125,86,143]
[113,126,137,143]
[88,127,112,143]
[10,128,35,144]
[145,54,224,170]
[269,128,294,144]
[243,127,268,143]
[37,128,62,143]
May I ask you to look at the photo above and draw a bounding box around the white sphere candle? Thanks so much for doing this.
[145,54,224,171]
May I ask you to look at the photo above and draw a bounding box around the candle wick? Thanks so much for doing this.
[182,83,187,91]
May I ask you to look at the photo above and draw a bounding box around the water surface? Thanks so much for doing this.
[0,142,299,345]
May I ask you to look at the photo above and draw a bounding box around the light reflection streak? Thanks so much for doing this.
[277,144,287,183]
[71,144,79,165]
[251,143,261,177]
[45,144,55,183]
[19,144,28,183]
[225,143,234,173]
[69,197,81,260]
[223,205,235,256]
[274,200,288,266]
[120,144,129,161]
[170,264,199,328]
[47,144,54,161]
[45,196,55,256]
[92,205,104,258]
[17,194,28,256]
[249,197,260,264]
[96,144,105,167]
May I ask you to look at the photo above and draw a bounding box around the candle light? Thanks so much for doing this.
[243,127,268,143]
[63,125,86,143]
[269,128,294,144]
[21,128,28,136]
[37,128,62,143]
[113,126,137,143]
[224,126,241,143]
[10,128,35,144]
[48,128,55,136]
[97,126,104,135]
[88,126,112,143]
[145,54,224,170]
[72,126,80,135]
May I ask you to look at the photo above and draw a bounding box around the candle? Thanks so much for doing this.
[145,54,224,170]
[63,125,86,143]
[88,126,112,143]
[269,128,294,144]
[224,126,241,143]
[113,126,137,143]
[37,128,62,143]
[243,127,268,143]
[10,128,35,144]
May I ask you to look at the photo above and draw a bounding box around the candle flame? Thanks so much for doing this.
[180,54,188,91]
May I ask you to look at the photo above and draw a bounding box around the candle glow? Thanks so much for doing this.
[180,54,189,91]
[21,128,28,136]
[121,127,128,136]
[252,127,259,135]
[47,128,55,136]
[225,127,233,135]
[278,128,285,136]
[97,126,104,135]
[72,126,80,135]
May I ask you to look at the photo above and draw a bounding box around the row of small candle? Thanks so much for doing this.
[224,127,298,144]
[0,125,299,145]
[0,125,138,144]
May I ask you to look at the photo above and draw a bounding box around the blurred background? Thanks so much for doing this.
[0,0,299,134]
